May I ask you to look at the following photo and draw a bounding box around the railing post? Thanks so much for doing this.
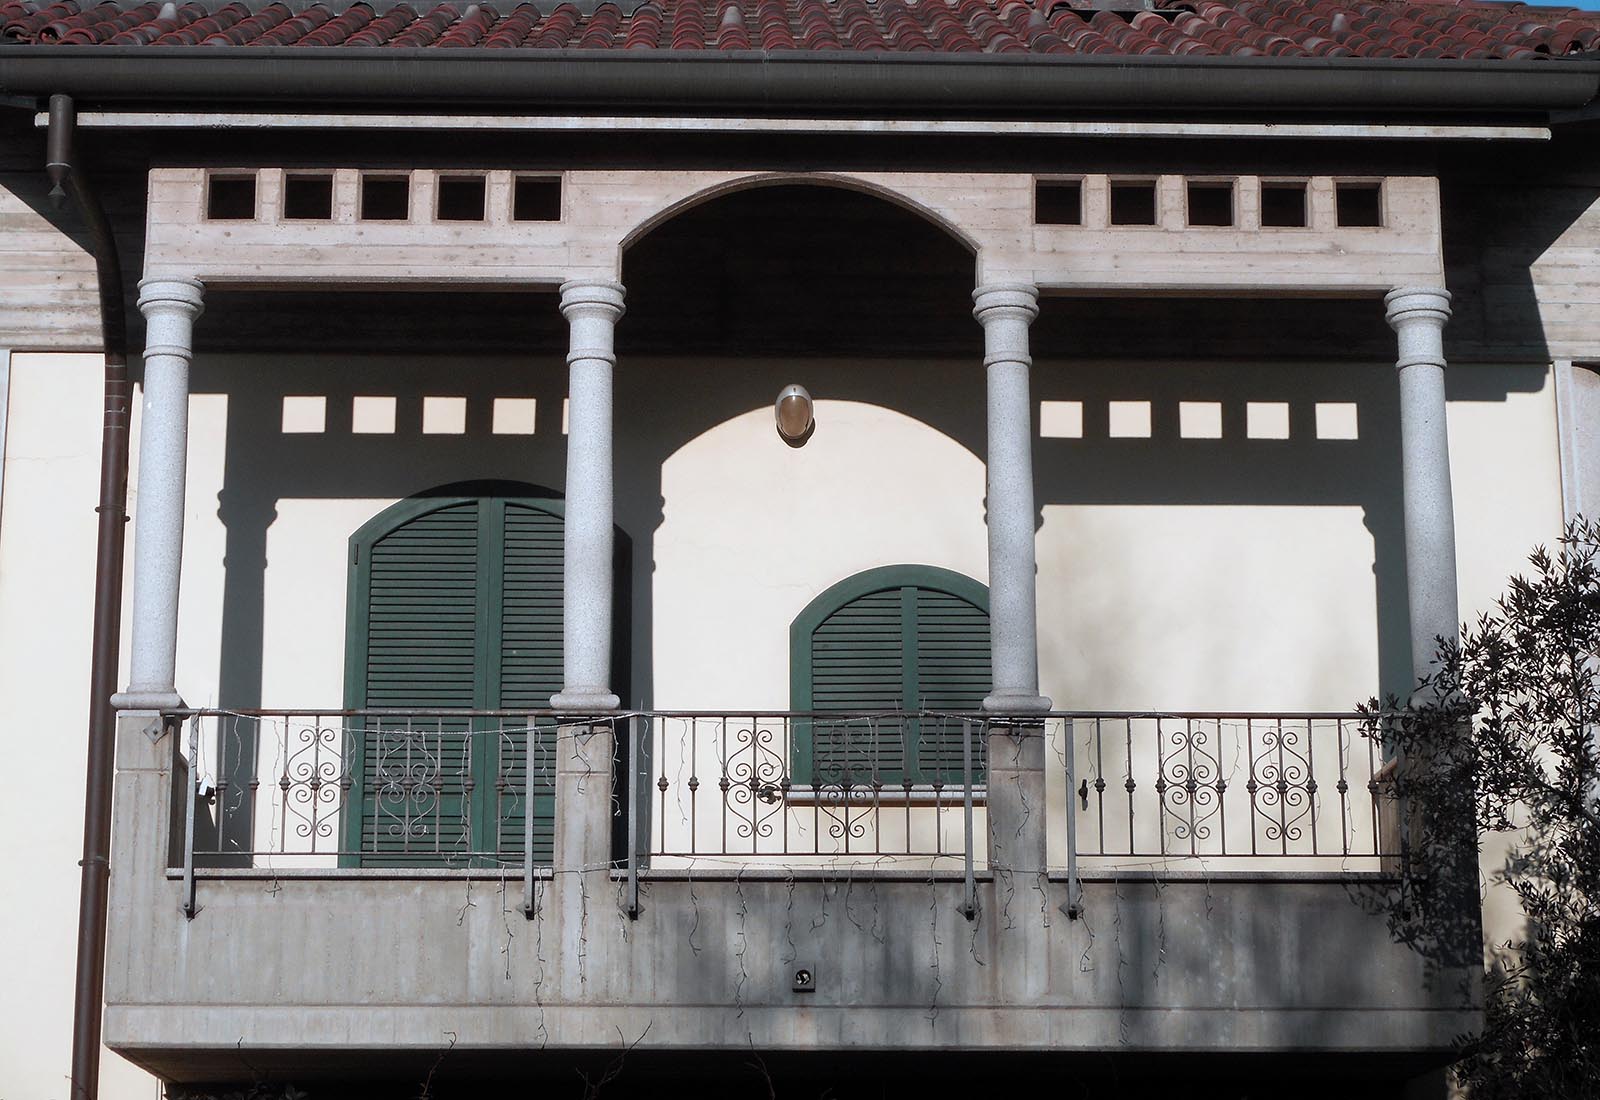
[626,714,641,920]
[1062,717,1082,920]
[522,717,538,920]
[181,714,200,920]
[552,715,617,928]
[986,716,1048,886]
[961,718,977,921]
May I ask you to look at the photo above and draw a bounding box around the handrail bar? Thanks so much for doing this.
[162,707,1373,721]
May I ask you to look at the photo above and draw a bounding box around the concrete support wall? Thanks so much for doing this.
[107,708,1476,1078]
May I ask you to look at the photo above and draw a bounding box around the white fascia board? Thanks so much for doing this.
[37,111,1553,142]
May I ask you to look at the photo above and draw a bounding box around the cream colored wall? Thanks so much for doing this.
[0,354,157,1100]
[0,352,1570,1088]
[653,400,988,710]
[1447,367,1567,966]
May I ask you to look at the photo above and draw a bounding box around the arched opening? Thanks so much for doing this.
[620,183,977,358]
[611,184,989,715]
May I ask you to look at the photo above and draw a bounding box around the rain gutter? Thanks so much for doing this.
[0,48,1595,117]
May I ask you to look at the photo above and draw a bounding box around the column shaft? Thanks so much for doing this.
[113,278,203,711]
[974,284,1050,713]
[1385,287,1459,689]
[552,280,625,711]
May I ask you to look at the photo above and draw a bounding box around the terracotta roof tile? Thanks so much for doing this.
[2,0,1598,56]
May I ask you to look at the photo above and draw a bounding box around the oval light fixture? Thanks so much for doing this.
[775,384,814,447]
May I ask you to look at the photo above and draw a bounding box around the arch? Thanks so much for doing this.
[344,479,564,555]
[618,172,982,258]
[790,565,991,785]
[791,564,990,643]
[658,398,985,468]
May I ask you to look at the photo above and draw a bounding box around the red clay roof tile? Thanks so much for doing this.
[2,0,1598,56]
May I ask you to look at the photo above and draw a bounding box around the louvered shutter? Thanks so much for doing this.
[357,500,481,866]
[911,588,990,784]
[810,587,911,784]
[495,501,563,865]
[799,571,990,786]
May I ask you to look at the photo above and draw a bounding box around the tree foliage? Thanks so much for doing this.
[1361,518,1600,1098]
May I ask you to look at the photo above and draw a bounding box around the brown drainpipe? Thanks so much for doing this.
[47,91,131,1100]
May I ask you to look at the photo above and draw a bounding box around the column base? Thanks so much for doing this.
[110,689,185,712]
[550,689,620,712]
[983,692,1052,714]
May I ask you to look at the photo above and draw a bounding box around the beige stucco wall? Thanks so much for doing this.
[0,353,158,1100]
[0,349,1571,1093]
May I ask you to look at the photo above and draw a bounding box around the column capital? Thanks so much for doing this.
[136,277,205,321]
[1384,286,1451,331]
[972,283,1040,326]
[559,279,626,322]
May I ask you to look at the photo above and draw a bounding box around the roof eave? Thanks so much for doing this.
[0,48,1595,118]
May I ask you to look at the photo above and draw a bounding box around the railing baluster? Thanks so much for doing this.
[960,717,976,921]
[1093,717,1105,856]
[1247,718,1260,856]
[1157,719,1169,857]
[181,714,200,920]
[690,718,700,856]
[1369,724,1382,856]
[781,716,791,856]
[1125,719,1136,857]
[718,717,729,856]
[1277,717,1289,856]
[626,715,641,919]
[1307,719,1320,856]
[1063,718,1082,920]
[1186,717,1197,857]
[522,716,538,919]
[1215,719,1228,856]
[1336,718,1351,856]
[656,718,668,859]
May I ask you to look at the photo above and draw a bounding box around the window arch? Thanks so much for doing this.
[790,565,991,785]
[339,482,586,866]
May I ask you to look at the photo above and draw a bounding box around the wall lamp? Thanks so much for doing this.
[775,384,814,447]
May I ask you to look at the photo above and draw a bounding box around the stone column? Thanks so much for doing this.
[551,279,625,711]
[973,284,1051,714]
[1385,287,1460,688]
[112,278,204,712]
[552,721,617,875]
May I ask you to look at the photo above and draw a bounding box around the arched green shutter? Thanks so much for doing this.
[344,492,565,866]
[352,500,481,864]
[792,566,990,786]
[495,501,565,864]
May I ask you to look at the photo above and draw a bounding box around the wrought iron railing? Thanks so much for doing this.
[166,709,1394,917]
[1061,712,1392,867]
[643,712,988,865]
[172,710,560,867]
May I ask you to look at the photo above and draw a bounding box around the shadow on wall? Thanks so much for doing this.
[185,184,1549,838]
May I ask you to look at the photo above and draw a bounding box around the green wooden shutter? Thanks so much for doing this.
[344,491,570,868]
[495,500,564,865]
[793,566,990,786]
[810,587,911,784]
[355,500,481,865]
[910,588,991,784]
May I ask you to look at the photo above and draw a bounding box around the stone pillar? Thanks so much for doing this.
[552,721,617,875]
[973,284,1051,714]
[112,278,204,712]
[552,280,624,711]
[1385,287,1460,688]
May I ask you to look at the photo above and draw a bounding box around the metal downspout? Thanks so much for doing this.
[47,92,131,1100]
